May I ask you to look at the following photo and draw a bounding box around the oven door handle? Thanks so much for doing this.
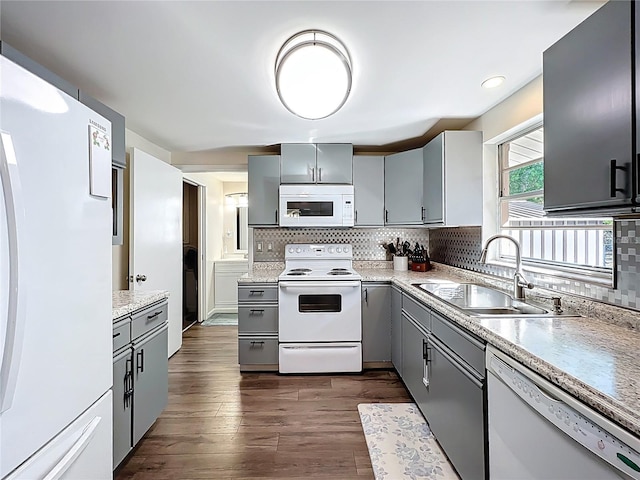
[279,281,361,289]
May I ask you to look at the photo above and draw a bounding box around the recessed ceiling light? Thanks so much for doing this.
[275,30,352,120]
[481,76,505,89]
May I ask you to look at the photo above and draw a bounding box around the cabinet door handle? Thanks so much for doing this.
[423,339,431,362]
[113,332,121,339]
[250,309,264,315]
[136,350,144,373]
[250,341,265,347]
[610,159,627,197]
[249,290,265,296]
[385,210,389,223]
[311,167,315,182]
[355,210,358,223]
[364,288,368,304]
[125,357,133,407]
[318,167,322,182]
[275,209,278,223]
[147,311,161,320]
[421,206,426,221]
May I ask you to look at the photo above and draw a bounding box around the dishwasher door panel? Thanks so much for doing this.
[426,337,486,480]
[488,371,630,479]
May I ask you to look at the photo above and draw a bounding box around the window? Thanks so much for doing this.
[497,125,613,275]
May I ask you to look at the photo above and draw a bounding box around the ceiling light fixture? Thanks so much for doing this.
[481,76,506,89]
[275,29,352,120]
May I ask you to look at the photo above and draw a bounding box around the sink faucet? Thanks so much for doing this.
[479,234,534,300]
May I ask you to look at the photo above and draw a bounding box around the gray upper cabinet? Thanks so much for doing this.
[79,92,126,168]
[422,131,483,226]
[544,1,638,215]
[248,155,280,226]
[353,156,385,226]
[316,144,353,183]
[280,143,352,184]
[362,283,391,363]
[384,148,424,225]
[0,41,79,100]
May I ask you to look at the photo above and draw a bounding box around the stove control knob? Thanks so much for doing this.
[336,247,342,253]
[328,247,334,253]
[296,248,302,253]
[288,247,294,253]
[343,246,349,253]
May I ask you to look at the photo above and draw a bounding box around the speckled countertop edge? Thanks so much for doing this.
[239,263,640,436]
[113,290,170,320]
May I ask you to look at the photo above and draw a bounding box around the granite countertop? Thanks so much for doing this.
[239,264,640,436]
[113,290,170,320]
[358,267,640,437]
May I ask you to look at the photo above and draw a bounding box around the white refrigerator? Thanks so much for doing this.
[0,55,113,478]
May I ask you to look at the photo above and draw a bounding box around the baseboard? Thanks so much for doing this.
[363,361,394,369]
[211,307,239,315]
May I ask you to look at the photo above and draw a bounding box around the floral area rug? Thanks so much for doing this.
[358,403,459,480]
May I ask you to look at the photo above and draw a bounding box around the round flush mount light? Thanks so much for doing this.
[481,76,506,89]
[275,30,352,120]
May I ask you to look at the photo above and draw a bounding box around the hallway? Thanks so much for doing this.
[115,325,411,479]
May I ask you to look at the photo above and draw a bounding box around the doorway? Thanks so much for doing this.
[182,181,199,330]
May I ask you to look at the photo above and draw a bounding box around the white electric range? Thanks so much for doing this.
[278,244,362,374]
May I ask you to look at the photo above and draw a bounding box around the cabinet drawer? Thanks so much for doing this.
[238,285,277,303]
[402,294,431,332]
[238,337,279,365]
[238,306,278,334]
[131,301,168,340]
[112,319,131,352]
[431,311,485,375]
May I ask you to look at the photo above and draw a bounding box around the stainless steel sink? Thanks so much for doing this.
[413,283,574,317]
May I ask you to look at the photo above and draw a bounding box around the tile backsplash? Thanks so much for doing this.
[252,227,429,262]
[253,220,639,312]
[429,221,640,312]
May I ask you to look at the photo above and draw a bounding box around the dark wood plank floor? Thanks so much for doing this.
[115,325,411,479]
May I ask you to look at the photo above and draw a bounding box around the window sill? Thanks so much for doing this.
[486,259,614,288]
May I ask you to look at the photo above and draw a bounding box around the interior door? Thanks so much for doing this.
[130,148,183,356]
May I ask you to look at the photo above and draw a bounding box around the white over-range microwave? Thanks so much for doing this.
[279,184,354,227]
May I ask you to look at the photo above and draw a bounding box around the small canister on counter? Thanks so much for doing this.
[393,254,408,271]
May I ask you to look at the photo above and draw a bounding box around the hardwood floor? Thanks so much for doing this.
[115,325,411,479]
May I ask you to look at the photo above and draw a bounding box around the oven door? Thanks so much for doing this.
[278,281,362,342]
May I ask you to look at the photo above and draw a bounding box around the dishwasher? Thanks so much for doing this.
[487,346,640,479]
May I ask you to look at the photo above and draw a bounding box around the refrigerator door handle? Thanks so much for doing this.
[42,416,102,480]
[0,131,27,413]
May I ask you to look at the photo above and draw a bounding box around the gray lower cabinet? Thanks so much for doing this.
[384,148,424,225]
[112,348,132,468]
[132,325,169,445]
[401,313,429,410]
[362,283,391,363]
[424,334,486,480]
[390,286,403,376]
[112,300,169,469]
[248,155,280,226]
[238,283,278,370]
[353,156,385,226]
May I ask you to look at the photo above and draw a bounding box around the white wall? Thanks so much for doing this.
[183,173,224,316]
[112,129,172,290]
[463,75,543,243]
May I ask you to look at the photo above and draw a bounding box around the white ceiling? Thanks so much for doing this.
[1,1,603,154]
